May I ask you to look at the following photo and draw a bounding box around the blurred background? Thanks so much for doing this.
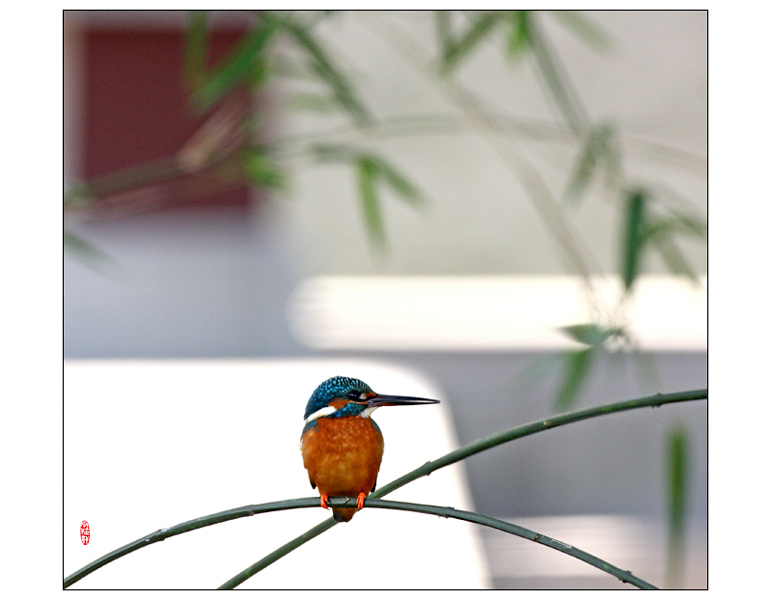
[64,10,707,589]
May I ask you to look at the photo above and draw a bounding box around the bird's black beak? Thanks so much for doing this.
[365,394,440,408]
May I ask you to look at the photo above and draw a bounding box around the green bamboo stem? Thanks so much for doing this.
[217,513,338,589]
[64,388,706,589]
[64,499,319,588]
[222,388,706,588]
[65,156,183,204]
[374,388,706,499]
[351,498,656,589]
[65,494,657,589]
[218,497,658,589]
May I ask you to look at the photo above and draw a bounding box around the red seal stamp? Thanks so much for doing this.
[80,520,90,545]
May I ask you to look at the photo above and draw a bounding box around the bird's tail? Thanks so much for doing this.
[332,507,358,522]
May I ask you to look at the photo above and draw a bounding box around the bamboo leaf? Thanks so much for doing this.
[64,182,95,209]
[560,323,614,346]
[245,56,270,89]
[652,234,700,284]
[357,157,386,247]
[311,143,356,163]
[312,147,421,246]
[434,10,452,58]
[507,11,532,58]
[369,157,423,206]
[192,17,279,112]
[621,189,647,291]
[274,13,370,125]
[240,149,288,190]
[550,11,613,53]
[183,11,209,91]
[441,11,504,72]
[64,231,112,271]
[528,14,589,132]
[644,211,707,242]
[669,212,707,239]
[555,347,595,410]
[599,130,622,191]
[287,92,341,113]
[512,353,566,394]
[565,130,600,203]
[565,123,619,204]
[642,210,705,284]
[666,425,688,587]
[667,427,688,533]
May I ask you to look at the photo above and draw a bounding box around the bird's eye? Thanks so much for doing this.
[347,391,360,400]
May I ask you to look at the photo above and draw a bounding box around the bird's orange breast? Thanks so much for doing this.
[301,415,384,510]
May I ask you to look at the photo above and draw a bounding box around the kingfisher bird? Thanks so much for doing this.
[300,376,439,522]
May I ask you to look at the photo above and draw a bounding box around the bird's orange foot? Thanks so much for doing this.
[320,494,331,510]
[356,492,367,509]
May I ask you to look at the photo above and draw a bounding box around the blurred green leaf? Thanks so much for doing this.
[440,11,505,72]
[368,156,423,207]
[434,10,452,58]
[641,208,705,284]
[506,11,532,58]
[311,143,355,162]
[565,123,620,204]
[566,138,596,202]
[240,149,288,190]
[644,210,707,241]
[527,14,589,133]
[670,212,707,239]
[314,145,421,197]
[560,323,617,346]
[245,55,271,89]
[666,425,688,587]
[653,234,700,284]
[184,11,209,91]
[357,157,386,247]
[555,347,595,410]
[313,145,422,246]
[64,231,112,271]
[287,92,341,113]
[192,16,279,112]
[64,182,95,209]
[621,188,647,291]
[511,352,566,394]
[272,13,370,126]
[550,11,613,52]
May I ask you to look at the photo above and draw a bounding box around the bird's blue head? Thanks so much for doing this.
[304,376,374,421]
[303,376,440,423]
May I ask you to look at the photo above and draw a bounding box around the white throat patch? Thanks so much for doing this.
[304,404,379,423]
[361,406,379,418]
